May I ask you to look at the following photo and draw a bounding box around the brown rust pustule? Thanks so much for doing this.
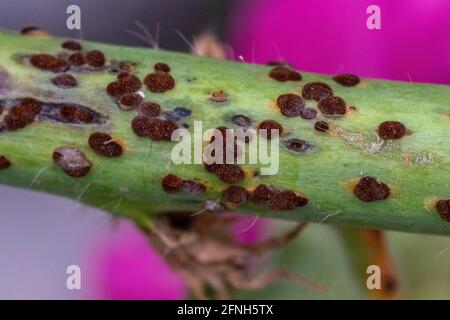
[51,74,78,88]
[250,184,274,204]
[60,104,93,124]
[354,176,390,202]
[119,93,143,110]
[204,163,245,185]
[20,26,49,36]
[30,54,69,73]
[88,132,123,157]
[53,147,91,178]
[222,186,249,204]
[62,40,82,51]
[318,96,347,116]
[138,102,161,117]
[154,62,171,73]
[0,155,11,170]
[268,190,300,211]
[144,71,175,93]
[276,93,304,117]
[67,52,85,66]
[302,82,333,101]
[162,174,184,194]
[85,50,105,67]
[333,74,360,87]
[4,98,42,131]
[436,199,450,222]
[377,121,406,140]
[106,75,142,97]
[258,120,283,139]
[269,66,302,82]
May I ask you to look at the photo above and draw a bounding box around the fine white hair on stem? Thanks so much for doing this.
[125,20,160,49]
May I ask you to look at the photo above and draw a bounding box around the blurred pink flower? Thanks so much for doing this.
[84,216,267,299]
[228,0,450,84]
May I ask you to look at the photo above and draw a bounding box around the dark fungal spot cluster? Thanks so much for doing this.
[0,155,11,170]
[51,74,78,88]
[353,176,390,202]
[2,98,41,131]
[436,199,450,222]
[276,93,304,117]
[30,54,69,73]
[377,121,406,140]
[269,66,302,82]
[204,163,245,185]
[258,119,283,139]
[53,147,91,178]
[107,74,142,98]
[62,40,82,51]
[222,186,249,204]
[162,107,192,122]
[333,74,360,87]
[88,132,123,157]
[161,174,206,196]
[119,93,143,111]
[59,103,96,124]
[250,184,308,211]
[138,101,161,117]
[154,62,170,73]
[85,50,106,68]
[144,71,175,93]
[131,116,178,141]
[302,82,333,102]
[318,96,346,116]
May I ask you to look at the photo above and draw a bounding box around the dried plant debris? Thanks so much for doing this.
[148,213,324,299]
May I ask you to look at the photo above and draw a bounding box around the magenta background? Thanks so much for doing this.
[229,0,450,84]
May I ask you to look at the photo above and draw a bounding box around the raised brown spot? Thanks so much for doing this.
[117,71,130,80]
[51,74,78,88]
[88,132,123,157]
[144,72,175,93]
[67,53,85,66]
[354,176,390,202]
[314,121,329,132]
[60,104,93,123]
[0,155,11,170]
[131,116,153,137]
[30,54,69,73]
[212,164,244,184]
[222,186,249,204]
[302,82,333,101]
[119,93,143,110]
[269,66,302,82]
[20,26,48,36]
[333,74,360,87]
[318,96,346,116]
[276,93,304,117]
[161,174,184,193]
[154,63,171,73]
[106,75,142,97]
[62,40,82,51]
[138,101,161,117]
[149,119,178,141]
[285,139,314,153]
[250,184,274,204]
[53,147,91,178]
[258,120,283,139]
[267,190,300,211]
[436,199,450,222]
[4,98,42,130]
[377,121,406,140]
[209,90,229,103]
[85,50,105,67]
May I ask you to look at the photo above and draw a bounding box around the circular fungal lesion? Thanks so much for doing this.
[302,82,333,101]
[161,174,206,195]
[249,184,308,211]
[332,74,360,87]
[52,147,92,178]
[209,90,229,103]
[0,155,11,170]
[258,119,283,139]
[435,199,450,222]
[353,176,390,202]
[276,93,304,117]
[283,138,315,154]
[318,96,347,117]
[377,121,407,140]
[268,66,302,82]
[88,132,123,158]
